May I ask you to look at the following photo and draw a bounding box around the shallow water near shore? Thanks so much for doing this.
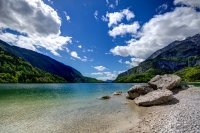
[0,83,146,133]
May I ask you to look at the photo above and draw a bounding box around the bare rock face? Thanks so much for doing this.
[134,89,173,106]
[148,74,181,90]
[126,85,154,99]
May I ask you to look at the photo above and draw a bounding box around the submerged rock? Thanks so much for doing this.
[113,91,122,95]
[126,85,154,99]
[101,95,111,99]
[148,74,181,90]
[134,89,173,106]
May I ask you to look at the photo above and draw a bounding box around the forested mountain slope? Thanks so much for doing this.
[0,40,103,83]
[0,47,66,83]
[114,33,200,83]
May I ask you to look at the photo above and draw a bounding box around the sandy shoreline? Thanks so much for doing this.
[122,87,200,133]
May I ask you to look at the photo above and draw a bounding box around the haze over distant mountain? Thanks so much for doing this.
[0,40,103,83]
[114,33,200,83]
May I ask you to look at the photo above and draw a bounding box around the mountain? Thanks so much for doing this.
[114,33,200,83]
[105,80,113,83]
[0,40,103,83]
[0,47,66,83]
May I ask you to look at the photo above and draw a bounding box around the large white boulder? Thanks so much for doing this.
[126,85,154,99]
[148,74,181,90]
[134,89,173,106]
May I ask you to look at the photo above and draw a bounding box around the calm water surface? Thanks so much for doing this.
[0,83,146,133]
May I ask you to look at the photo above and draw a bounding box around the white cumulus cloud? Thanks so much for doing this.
[96,71,116,81]
[110,5,200,59]
[103,8,135,27]
[106,0,109,5]
[108,22,140,37]
[174,0,200,8]
[93,66,107,71]
[118,59,122,63]
[47,0,53,4]
[125,58,144,67]
[109,4,115,9]
[118,70,126,74]
[70,51,87,62]
[64,11,70,21]
[122,9,135,21]
[94,10,98,20]
[70,51,81,60]
[156,3,168,14]
[91,72,103,76]
[91,70,126,81]
[0,0,72,56]
[115,0,118,6]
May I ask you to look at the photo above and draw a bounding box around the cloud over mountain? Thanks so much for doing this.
[110,1,200,59]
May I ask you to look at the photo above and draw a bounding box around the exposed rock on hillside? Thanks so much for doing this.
[114,33,200,83]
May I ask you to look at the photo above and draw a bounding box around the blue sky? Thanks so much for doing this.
[0,0,200,80]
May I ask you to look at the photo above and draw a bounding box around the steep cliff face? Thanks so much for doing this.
[147,33,200,60]
[115,33,200,82]
[147,40,182,60]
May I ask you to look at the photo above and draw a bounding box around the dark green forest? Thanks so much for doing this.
[0,40,104,83]
[0,48,67,83]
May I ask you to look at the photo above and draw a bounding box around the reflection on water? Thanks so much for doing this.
[0,83,145,133]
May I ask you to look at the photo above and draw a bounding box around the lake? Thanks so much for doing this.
[0,83,146,133]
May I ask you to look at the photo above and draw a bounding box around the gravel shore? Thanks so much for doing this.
[124,87,200,133]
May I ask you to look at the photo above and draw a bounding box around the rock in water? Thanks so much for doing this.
[101,95,111,99]
[134,89,173,106]
[126,85,154,99]
[148,74,181,90]
[113,91,122,95]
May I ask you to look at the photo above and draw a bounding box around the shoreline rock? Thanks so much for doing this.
[113,91,122,95]
[134,89,173,106]
[126,85,154,99]
[148,74,181,90]
[126,74,181,106]
[101,95,111,99]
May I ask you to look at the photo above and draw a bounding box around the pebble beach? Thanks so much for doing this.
[124,87,200,133]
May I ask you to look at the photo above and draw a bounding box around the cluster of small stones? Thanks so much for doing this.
[126,87,200,133]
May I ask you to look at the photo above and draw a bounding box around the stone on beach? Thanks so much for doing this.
[101,95,111,99]
[126,87,200,133]
[113,91,122,95]
[148,74,181,90]
[126,85,154,99]
[134,89,173,106]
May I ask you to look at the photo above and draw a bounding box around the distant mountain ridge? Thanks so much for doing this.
[147,33,200,60]
[114,33,200,83]
[0,40,103,83]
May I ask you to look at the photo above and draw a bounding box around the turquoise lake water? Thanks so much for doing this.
[0,83,146,133]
